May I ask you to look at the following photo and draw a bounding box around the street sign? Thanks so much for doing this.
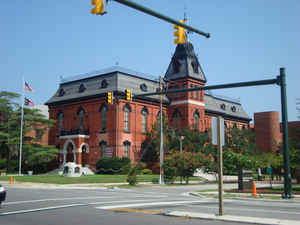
[212,117,225,146]
[267,167,272,174]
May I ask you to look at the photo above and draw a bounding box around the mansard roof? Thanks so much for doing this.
[45,66,169,105]
[45,66,250,121]
[204,91,251,121]
[164,42,207,83]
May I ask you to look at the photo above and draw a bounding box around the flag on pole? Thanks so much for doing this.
[24,82,34,92]
[24,97,34,107]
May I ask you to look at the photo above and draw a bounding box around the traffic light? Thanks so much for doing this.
[125,89,131,101]
[91,0,106,15]
[107,91,113,104]
[174,20,186,44]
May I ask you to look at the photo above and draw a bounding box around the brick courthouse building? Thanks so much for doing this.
[46,42,251,171]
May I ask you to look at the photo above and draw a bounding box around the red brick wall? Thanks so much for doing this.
[48,97,166,169]
[254,111,282,152]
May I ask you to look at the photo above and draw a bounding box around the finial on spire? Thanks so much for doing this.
[183,4,190,42]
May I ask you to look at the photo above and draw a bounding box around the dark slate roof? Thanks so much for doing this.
[45,66,250,121]
[204,91,251,121]
[45,66,169,105]
[164,42,207,82]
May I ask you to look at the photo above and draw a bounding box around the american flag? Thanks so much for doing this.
[24,97,34,107]
[24,82,34,92]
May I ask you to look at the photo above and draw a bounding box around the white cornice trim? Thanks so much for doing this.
[59,135,90,139]
[170,99,205,107]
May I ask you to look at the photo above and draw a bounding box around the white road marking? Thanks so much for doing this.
[3,196,114,205]
[89,199,154,205]
[0,203,88,216]
[96,200,208,209]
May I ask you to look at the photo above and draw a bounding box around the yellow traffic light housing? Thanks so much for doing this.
[91,0,107,15]
[174,20,186,44]
[125,89,131,101]
[107,91,113,104]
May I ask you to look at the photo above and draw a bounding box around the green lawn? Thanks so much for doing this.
[0,174,205,185]
[0,174,159,184]
[266,184,300,193]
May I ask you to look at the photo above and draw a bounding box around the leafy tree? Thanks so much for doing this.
[140,115,173,169]
[223,126,258,189]
[289,127,300,183]
[0,91,58,173]
[164,152,207,184]
[168,128,210,153]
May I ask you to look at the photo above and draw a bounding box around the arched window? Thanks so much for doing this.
[193,110,200,130]
[194,85,198,99]
[57,112,64,134]
[99,141,107,157]
[172,110,181,130]
[123,104,131,132]
[77,107,85,132]
[123,141,131,158]
[99,104,108,132]
[141,107,149,133]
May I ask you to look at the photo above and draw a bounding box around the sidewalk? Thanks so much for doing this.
[164,211,300,225]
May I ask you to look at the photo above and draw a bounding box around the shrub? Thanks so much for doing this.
[135,162,146,171]
[152,178,159,184]
[164,165,177,184]
[141,169,152,175]
[96,157,131,174]
[127,167,138,185]
[0,159,6,170]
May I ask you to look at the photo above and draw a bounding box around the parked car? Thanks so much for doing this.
[0,184,6,207]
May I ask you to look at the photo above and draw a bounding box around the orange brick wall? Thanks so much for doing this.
[254,111,282,152]
[48,97,166,169]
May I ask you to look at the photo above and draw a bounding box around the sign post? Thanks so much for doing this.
[212,116,224,216]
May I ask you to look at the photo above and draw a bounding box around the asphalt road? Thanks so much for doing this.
[1,185,299,225]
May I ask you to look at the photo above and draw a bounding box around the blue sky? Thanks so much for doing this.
[1,0,299,121]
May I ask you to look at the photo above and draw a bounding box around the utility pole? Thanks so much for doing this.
[159,75,164,185]
[217,116,224,216]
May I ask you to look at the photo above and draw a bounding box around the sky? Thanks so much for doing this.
[1,0,299,122]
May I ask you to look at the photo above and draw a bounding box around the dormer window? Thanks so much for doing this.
[58,88,65,97]
[101,79,108,88]
[79,84,86,93]
[140,83,148,92]
[220,104,226,110]
[231,106,236,112]
[191,60,199,74]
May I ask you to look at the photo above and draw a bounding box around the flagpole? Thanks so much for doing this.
[19,77,25,176]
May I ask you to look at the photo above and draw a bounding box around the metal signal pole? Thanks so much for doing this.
[159,75,164,185]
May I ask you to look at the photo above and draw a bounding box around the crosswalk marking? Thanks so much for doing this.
[96,200,207,210]
[0,203,88,216]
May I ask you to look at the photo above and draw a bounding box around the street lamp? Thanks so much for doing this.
[179,136,184,153]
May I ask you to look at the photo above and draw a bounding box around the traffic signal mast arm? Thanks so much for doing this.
[110,0,210,38]
[135,77,279,98]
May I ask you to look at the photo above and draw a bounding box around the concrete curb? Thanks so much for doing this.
[164,211,300,225]
[188,192,300,203]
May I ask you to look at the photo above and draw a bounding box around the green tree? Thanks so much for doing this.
[141,117,211,174]
[140,114,173,169]
[0,91,58,173]
[224,126,258,189]
[289,127,300,183]
[168,128,210,153]
[164,152,206,184]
